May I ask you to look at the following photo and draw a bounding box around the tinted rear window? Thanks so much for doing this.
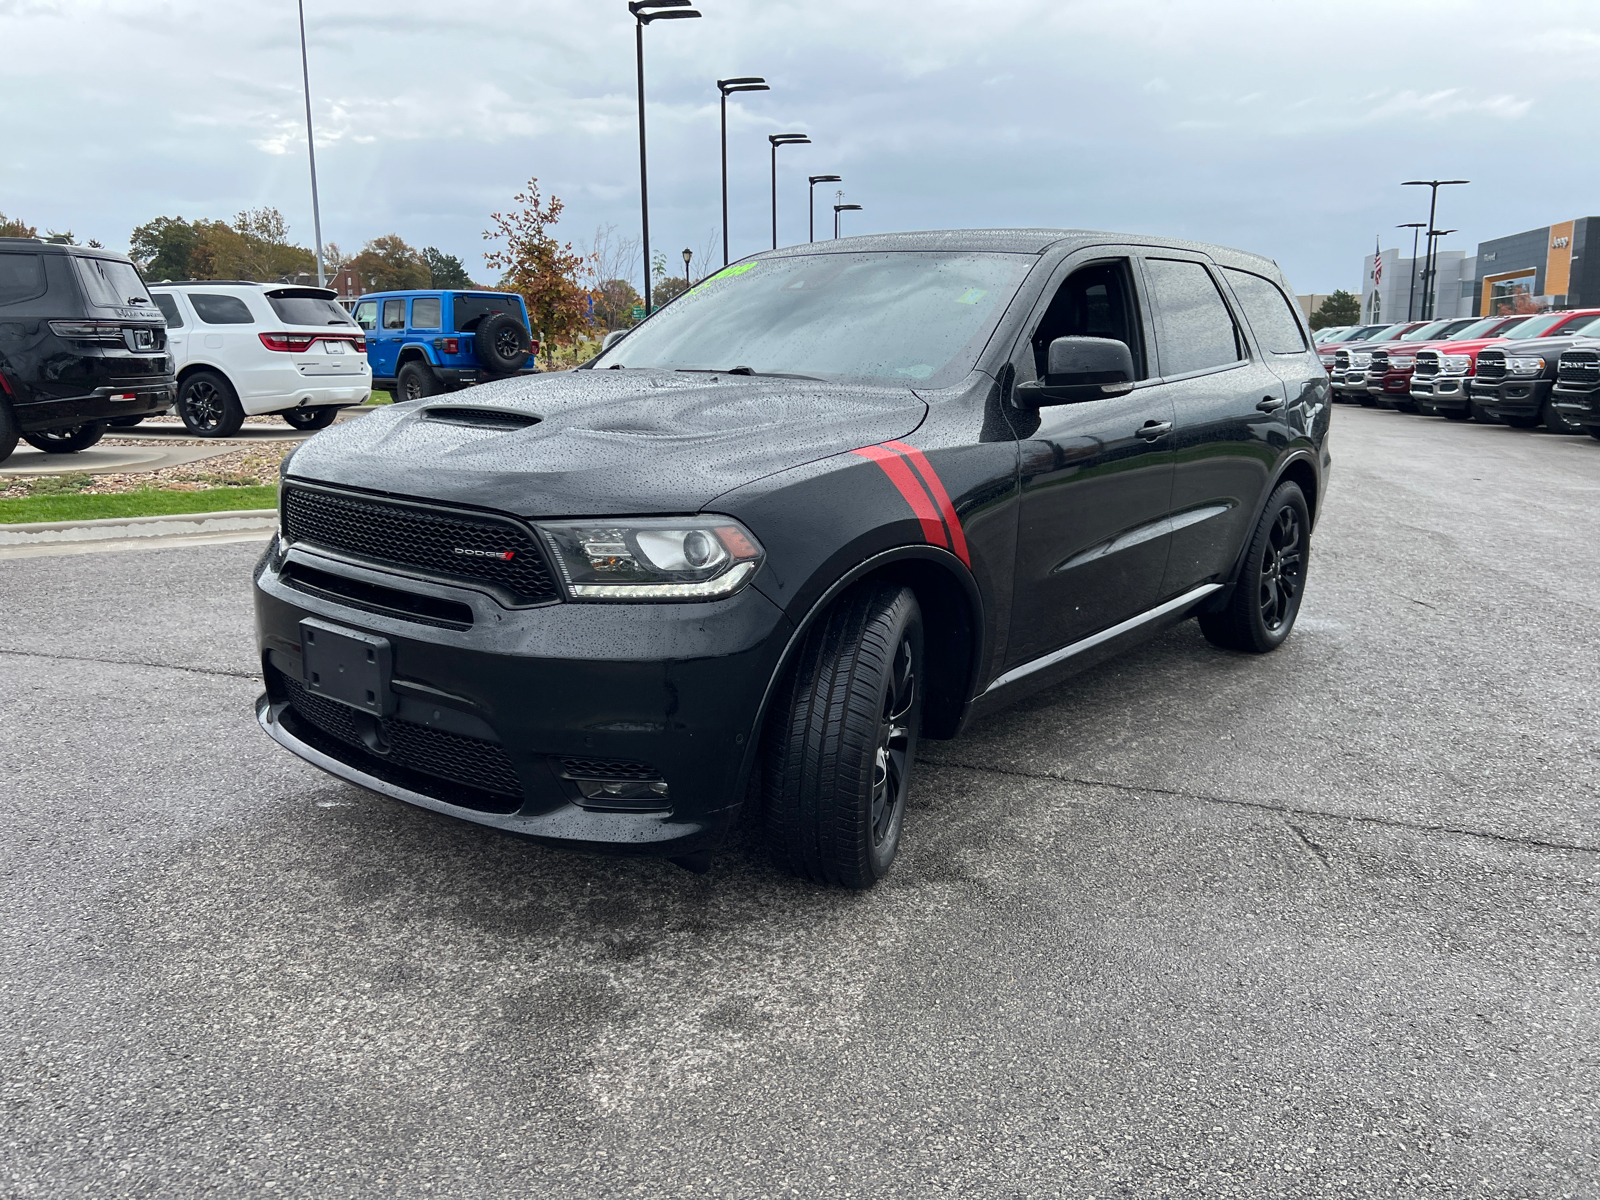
[453,294,523,332]
[152,293,184,327]
[411,297,441,329]
[1223,268,1307,355]
[0,252,46,306]
[73,255,154,311]
[1146,258,1242,375]
[267,293,355,327]
[190,293,256,324]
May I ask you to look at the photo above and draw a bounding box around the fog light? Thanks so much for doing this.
[574,778,669,801]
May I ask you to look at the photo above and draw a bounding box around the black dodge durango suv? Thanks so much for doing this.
[0,237,175,463]
[255,229,1330,887]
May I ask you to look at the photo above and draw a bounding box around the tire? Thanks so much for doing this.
[1392,399,1418,414]
[1199,481,1310,655]
[1501,414,1539,429]
[395,360,441,403]
[23,424,106,454]
[0,401,17,465]
[176,370,244,437]
[1440,406,1471,421]
[282,406,339,430]
[1541,399,1582,434]
[1357,393,1378,407]
[763,584,923,888]
[1469,400,1499,424]
[107,415,145,428]
[1590,429,1600,442]
[473,312,532,375]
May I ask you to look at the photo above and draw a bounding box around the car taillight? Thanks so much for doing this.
[431,337,460,354]
[48,319,126,343]
[353,335,366,352]
[260,332,317,352]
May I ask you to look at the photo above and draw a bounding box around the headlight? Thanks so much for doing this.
[1389,355,1415,369]
[1506,357,1545,375]
[537,516,764,601]
[1439,354,1471,376]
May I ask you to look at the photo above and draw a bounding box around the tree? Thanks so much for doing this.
[0,212,36,238]
[322,242,351,274]
[592,278,641,329]
[349,235,430,292]
[131,216,202,279]
[484,177,593,355]
[230,208,314,281]
[423,247,473,288]
[128,210,313,281]
[1310,290,1361,329]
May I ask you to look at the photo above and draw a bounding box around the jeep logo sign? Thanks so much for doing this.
[1553,236,1570,249]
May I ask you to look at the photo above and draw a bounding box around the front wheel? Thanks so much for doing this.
[281,406,339,430]
[23,424,106,454]
[1542,399,1582,434]
[763,584,923,888]
[1199,481,1309,654]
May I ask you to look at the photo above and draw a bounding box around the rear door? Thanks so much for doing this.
[1140,254,1288,599]
[151,292,189,369]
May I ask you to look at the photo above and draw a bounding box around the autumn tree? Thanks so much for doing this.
[0,212,37,238]
[129,209,312,281]
[350,235,430,292]
[484,177,593,354]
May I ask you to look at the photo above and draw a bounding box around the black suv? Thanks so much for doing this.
[1472,313,1600,432]
[254,230,1329,887]
[0,238,175,463]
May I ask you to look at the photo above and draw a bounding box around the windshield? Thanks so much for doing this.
[1508,312,1571,339]
[592,252,1035,388]
[1565,315,1600,338]
[1370,324,1417,343]
[73,255,154,311]
[1401,321,1452,341]
[267,292,355,327]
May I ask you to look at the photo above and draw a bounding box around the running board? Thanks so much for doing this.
[980,583,1223,697]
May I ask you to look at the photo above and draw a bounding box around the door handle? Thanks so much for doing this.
[1256,395,1285,412]
[1135,420,1172,440]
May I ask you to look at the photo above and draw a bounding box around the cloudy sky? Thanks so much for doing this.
[4,0,1598,292]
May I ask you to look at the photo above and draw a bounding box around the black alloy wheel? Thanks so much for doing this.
[764,583,924,888]
[22,424,106,454]
[1199,480,1309,654]
[396,361,441,403]
[282,406,339,430]
[177,370,244,438]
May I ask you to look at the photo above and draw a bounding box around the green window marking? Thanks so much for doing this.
[956,288,987,305]
[690,262,759,296]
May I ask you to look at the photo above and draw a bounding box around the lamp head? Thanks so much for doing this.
[833,203,862,212]
[631,0,700,22]
[682,248,692,264]
[718,76,767,94]
[769,133,810,146]
[809,174,842,185]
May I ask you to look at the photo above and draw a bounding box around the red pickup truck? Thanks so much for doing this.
[1360,317,1480,411]
[1412,311,1600,421]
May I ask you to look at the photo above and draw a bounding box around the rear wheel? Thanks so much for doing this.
[176,370,244,437]
[763,584,923,889]
[396,360,441,403]
[1200,481,1309,654]
[23,424,106,454]
[1542,399,1582,434]
[282,406,339,430]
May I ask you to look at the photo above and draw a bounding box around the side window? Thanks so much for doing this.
[382,299,405,330]
[1223,268,1307,355]
[188,293,256,324]
[0,253,47,306]
[1144,258,1242,376]
[151,293,185,327]
[353,301,377,331]
[411,297,441,330]
[1027,259,1147,381]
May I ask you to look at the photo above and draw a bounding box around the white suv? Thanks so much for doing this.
[147,282,371,436]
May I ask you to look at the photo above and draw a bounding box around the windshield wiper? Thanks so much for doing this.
[674,367,824,381]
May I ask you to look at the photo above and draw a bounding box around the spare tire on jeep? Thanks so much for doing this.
[474,312,533,376]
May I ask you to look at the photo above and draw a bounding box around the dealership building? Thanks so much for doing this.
[1360,215,1599,322]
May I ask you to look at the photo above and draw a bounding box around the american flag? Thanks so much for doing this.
[1373,237,1383,287]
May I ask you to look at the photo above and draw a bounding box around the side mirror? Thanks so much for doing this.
[1016,336,1137,406]
[601,329,628,352]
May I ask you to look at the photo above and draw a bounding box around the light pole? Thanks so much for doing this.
[1397,222,1426,320]
[769,133,810,249]
[630,0,702,315]
[808,175,840,243]
[296,0,325,288]
[1426,228,1458,318]
[717,77,768,266]
[682,247,692,287]
[1402,179,1468,319]
[833,202,861,239]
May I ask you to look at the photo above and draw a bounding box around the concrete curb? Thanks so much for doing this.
[0,509,277,546]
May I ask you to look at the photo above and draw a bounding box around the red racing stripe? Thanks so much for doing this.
[883,440,971,568]
[850,445,949,549]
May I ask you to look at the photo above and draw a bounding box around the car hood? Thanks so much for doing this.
[1481,334,1595,356]
[285,368,928,517]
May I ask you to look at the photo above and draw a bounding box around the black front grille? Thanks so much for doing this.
[282,674,524,802]
[1476,351,1507,381]
[1414,352,1439,378]
[1334,351,1351,370]
[555,756,662,782]
[1558,350,1600,385]
[283,485,558,606]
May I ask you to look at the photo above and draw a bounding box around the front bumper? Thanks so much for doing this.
[254,538,791,853]
[1410,376,1469,411]
[1551,382,1600,429]
[1478,377,1552,419]
[1367,370,1415,406]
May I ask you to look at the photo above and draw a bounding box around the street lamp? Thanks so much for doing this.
[682,247,692,287]
[631,0,702,315]
[1427,228,1458,317]
[833,202,861,239]
[1402,179,1468,319]
[717,77,768,266]
[1396,222,1426,320]
[296,0,325,288]
[808,175,841,243]
[769,133,810,249]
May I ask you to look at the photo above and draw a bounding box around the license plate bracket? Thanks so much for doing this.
[300,618,394,716]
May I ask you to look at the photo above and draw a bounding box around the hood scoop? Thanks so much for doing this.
[421,406,540,430]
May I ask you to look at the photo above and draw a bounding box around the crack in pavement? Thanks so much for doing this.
[0,647,259,683]
[921,756,1600,857]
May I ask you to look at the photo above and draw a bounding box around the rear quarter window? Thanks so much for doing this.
[411,297,441,329]
[1223,268,1309,355]
[189,293,257,324]
[0,253,47,306]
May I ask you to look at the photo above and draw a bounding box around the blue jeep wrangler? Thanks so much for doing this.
[351,290,539,401]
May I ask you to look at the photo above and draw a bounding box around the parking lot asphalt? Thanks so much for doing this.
[1,405,1596,1199]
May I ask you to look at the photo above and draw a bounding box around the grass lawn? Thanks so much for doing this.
[0,485,278,525]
